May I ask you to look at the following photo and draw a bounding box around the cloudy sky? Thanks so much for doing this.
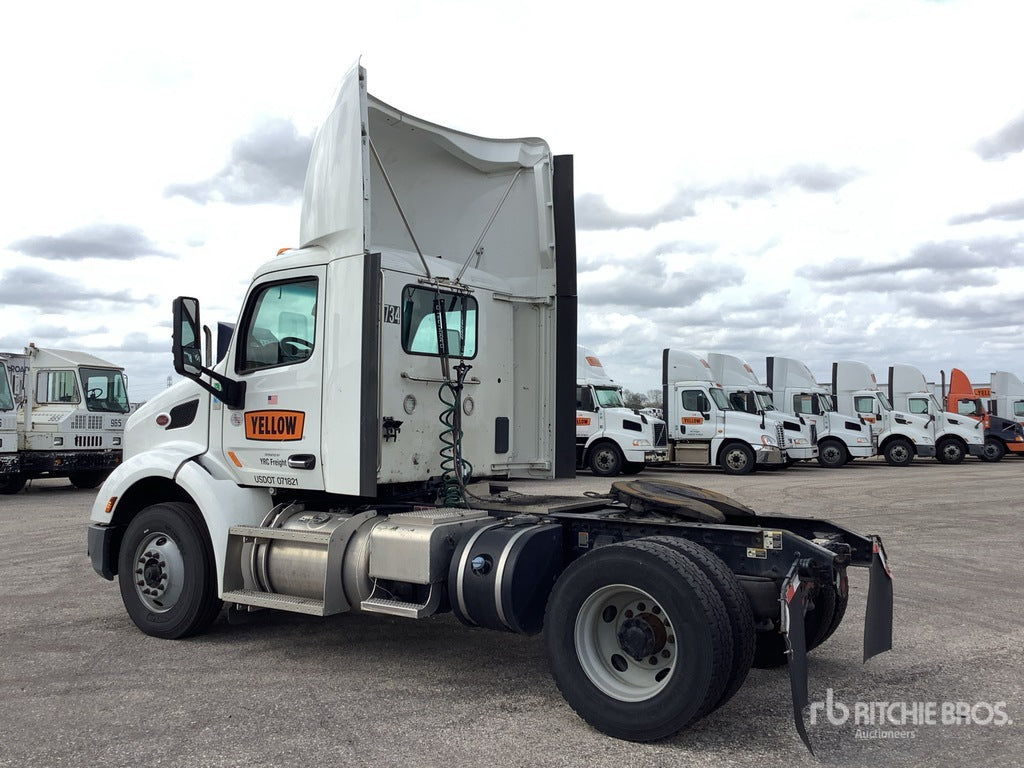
[3,0,1023,401]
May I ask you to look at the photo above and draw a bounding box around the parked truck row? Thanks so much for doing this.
[0,344,129,494]
[85,64,892,752]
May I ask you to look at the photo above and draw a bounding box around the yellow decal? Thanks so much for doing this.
[680,416,704,425]
[245,410,305,441]
[576,417,592,426]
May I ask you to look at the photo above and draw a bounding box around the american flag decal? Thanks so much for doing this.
[267,395,278,405]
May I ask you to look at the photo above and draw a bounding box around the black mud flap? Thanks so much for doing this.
[864,535,894,662]
[781,562,813,755]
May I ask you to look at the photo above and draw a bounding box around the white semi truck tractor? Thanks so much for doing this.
[85,64,891,750]
[765,355,876,468]
[985,371,1024,428]
[0,358,18,488]
[576,346,668,476]
[831,360,935,466]
[705,352,817,465]
[1,345,129,493]
[660,349,786,474]
[887,363,984,464]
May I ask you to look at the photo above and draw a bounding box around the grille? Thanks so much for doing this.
[72,415,86,429]
[810,424,818,445]
[776,424,785,449]
[653,422,667,447]
[74,435,102,447]
[89,415,103,430]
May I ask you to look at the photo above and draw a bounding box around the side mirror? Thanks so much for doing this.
[173,297,203,377]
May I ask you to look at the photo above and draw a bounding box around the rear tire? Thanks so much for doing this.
[544,539,732,741]
[118,502,222,639]
[980,437,1006,462]
[719,443,755,475]
[645,536,755,713]
[883,438,914,467]
[751,582,844,669]
[817,439,847,469]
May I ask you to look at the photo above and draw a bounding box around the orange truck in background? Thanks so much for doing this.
[944,368,1024,461]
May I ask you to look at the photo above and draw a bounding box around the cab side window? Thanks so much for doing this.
[908,398,929,415]
[238,278,318,373]
[681,389,708,412]
[854,396,875,414]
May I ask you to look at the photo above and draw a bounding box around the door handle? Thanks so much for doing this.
[287,454,317,470]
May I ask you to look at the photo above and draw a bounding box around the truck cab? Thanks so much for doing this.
[831,360,935,466]
[987,371,1024,428]
[575,347,667,476]
[765,355,876,468]
[945,368,1024,461]
[662,349,785,474]
[706,352,817,465]
[0,358,18,490]
[887,363,984,464]
[1,345,129,493]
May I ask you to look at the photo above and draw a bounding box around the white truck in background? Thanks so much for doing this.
[984,371,1024,428]
[831,360,935,466]
[84,64,892,749]
[0,344,129,494]
[661,349,786,474]
[0,358,18,485]
[765,356,876,468]
[576,346,667,476]
[886,363,984,464]
[705,352,817,465]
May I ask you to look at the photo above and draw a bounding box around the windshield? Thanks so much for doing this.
[876,392,894,411]
[593,386,625,408]
[0,364,12,411]
[816,393,835,412]
[709,387,732,410]
[80,367,130,413]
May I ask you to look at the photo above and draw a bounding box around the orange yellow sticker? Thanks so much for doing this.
[680,416,704,425]
[576,417,592,426]
[245,410,305,441]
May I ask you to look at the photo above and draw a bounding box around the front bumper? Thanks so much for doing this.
[0,453,19,477]
[755,445,786,465]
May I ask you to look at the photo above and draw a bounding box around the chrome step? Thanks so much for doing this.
[222,588,326,616]
[228,525,330,544]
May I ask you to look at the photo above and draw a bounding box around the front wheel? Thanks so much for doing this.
[117,502,222,639]
[817,439,848,469]
[588,442,624,477]
[719,443,755,475]
[935,438,966,465]
[980,437,1006,462]
[0,474,26,495]
[544,539,732,742]
[883,438,914,467]
[69,470,107,489]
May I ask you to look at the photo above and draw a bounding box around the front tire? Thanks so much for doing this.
[817,439,848,469]
[935,438,966,465]
[588,442,624,477]
[883,437,914,467]
[117,502,222,639]
[69,470,107,489]
[980,437,1006,462]
[0,474,26,495]
[544,539,732,741]
[719,443,755,475]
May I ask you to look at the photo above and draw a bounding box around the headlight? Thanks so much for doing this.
[632,439,651,447]
[760,435,777,447]
[53,436,64,446]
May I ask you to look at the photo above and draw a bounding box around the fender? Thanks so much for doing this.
[90,442,270,595]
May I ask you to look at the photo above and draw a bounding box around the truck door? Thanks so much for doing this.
[220,266,326,491]
[677,387,715,439]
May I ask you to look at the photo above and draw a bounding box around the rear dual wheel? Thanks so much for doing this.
[544,538,753,741]
[751,581,849,668]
